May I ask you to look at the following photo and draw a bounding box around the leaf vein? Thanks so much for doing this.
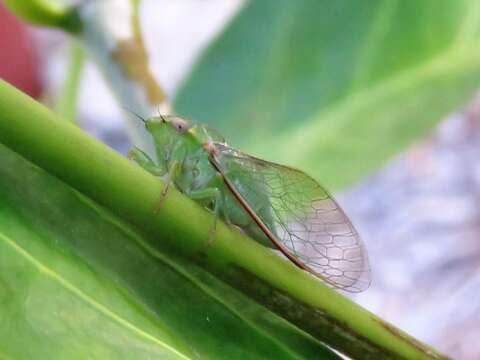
[0,231,191,360]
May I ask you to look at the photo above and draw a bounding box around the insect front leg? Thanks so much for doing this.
[128,147,166,176]
[186,187,223,244]
[128,147,175,212]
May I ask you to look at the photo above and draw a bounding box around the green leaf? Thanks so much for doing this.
[0,144,337,359]
[175,0,480,189]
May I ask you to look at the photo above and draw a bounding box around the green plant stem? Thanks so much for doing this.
[56,41,85,122]
[3,0,81,33]
[0,80,449,360]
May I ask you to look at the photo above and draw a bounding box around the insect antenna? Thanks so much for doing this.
[156,104,169,123]
[123,107,147,124]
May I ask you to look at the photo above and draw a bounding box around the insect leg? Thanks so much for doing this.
[128,147,166,176]
[154,160,179,213]
[186,187,222,244]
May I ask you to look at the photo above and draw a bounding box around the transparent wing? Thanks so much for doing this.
[213,144,370,292]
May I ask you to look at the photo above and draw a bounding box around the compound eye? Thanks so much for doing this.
[171,117,190,134]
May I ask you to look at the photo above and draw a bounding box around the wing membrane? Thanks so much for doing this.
[212,144,370,292]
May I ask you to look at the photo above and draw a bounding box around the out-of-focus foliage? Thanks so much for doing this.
[0,144,336,359]
[176,0,480,189]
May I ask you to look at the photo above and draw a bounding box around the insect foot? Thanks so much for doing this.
[127,149,136,161]
[207,226,216,246]
[153,185,169,214]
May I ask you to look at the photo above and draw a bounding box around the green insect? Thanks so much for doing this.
[129,115,370,292]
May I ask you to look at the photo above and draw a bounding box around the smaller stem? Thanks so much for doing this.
[78,0,168,152]
[56,41,85,122]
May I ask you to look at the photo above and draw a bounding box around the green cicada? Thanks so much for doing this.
[129,115,370,292]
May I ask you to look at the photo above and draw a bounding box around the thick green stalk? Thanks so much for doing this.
[0,80,449,360]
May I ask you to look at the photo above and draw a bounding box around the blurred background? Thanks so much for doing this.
[2,1,480,358]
